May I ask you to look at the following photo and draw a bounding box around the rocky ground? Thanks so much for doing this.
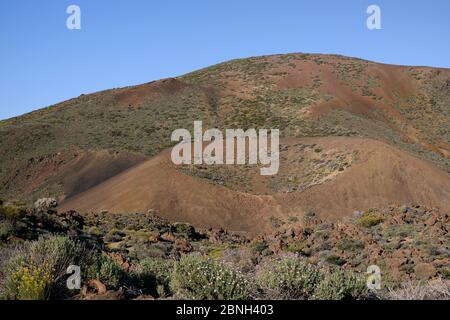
[0,199,449,300]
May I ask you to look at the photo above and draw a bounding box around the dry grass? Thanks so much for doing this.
[387,279,450,300]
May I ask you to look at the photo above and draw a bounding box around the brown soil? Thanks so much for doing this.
[59,137,450,233]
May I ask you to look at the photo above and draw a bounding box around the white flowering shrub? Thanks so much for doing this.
[314,268,368,300]
[170,255,250,300]
[256,257,323,299]
[133,257,174,297]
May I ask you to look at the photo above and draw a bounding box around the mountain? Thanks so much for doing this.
[1,53,449,232]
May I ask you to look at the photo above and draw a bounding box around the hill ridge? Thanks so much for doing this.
[1,53,449,227]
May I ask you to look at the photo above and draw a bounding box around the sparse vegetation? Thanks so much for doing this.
[2,53,449,205]
[0,52,449,303]
[0,203,448,300]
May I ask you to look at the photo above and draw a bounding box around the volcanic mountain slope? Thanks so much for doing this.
[1,53,450,231]
[58,137,450,233]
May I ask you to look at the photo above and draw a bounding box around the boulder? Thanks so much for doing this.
[106,252,130,272]
[175,238,193,253]
[161,232,176,242]
[148,230,161,243]
[34,198,58,211]
[87,280,107,294]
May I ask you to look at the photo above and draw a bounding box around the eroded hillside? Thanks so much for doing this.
[1,53,449,225]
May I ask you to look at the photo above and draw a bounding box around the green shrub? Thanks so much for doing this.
[250,240,269,255]
[85,253,124,289]
[269,216,283,228]
[104,233,123,243]
[325,254,347,266]
[357,212,384,228]
[439,267,450,280]
[314,268,368,300]
[336,238,365,251]
[134,258,174,297]
[170,255,250,300]
[286,242,310,255]
[2,235,84,299]
[0,221,14,241]
[87,226,104,238]
[303,211,317,221]
[209,246,225,259]
[257,258,323,298]
[172,223,196,239]
[108,228,126,238]
[28,236,83,282]
[0,205,27,221]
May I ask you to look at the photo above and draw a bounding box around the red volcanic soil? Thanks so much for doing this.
[8,150,147,202]
[59,137,450,233]
[2,53,449,234]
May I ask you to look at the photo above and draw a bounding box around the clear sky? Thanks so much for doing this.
[0,0,449,120]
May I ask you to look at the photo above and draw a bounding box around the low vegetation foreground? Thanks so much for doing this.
[0,200,448,300]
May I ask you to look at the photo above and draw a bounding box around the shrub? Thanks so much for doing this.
[85,253,124,289]
[336,238,365,251]
[133,258,174,297]
[357,212,384,228]
[439,267,450,280]
[2,235,84,299]
[87,226,104,238]
[250,240,269,255]
[314,268,368,300]
[0,221,14,241]
[209,246,225,259]
[170,255,250,300]
[104,233,123,243]
[0,205,27,221]
[7,260,53,300]
[104,228,125,242]
[257,257,323,298]
[325,254,347,266]
[172,223,196,239]
[287,242,311,256]
[286,242,307,254]
[28,236,83,283]
[269,216,283,228]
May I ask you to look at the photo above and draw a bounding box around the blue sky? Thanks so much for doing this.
[0,0,449,120]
